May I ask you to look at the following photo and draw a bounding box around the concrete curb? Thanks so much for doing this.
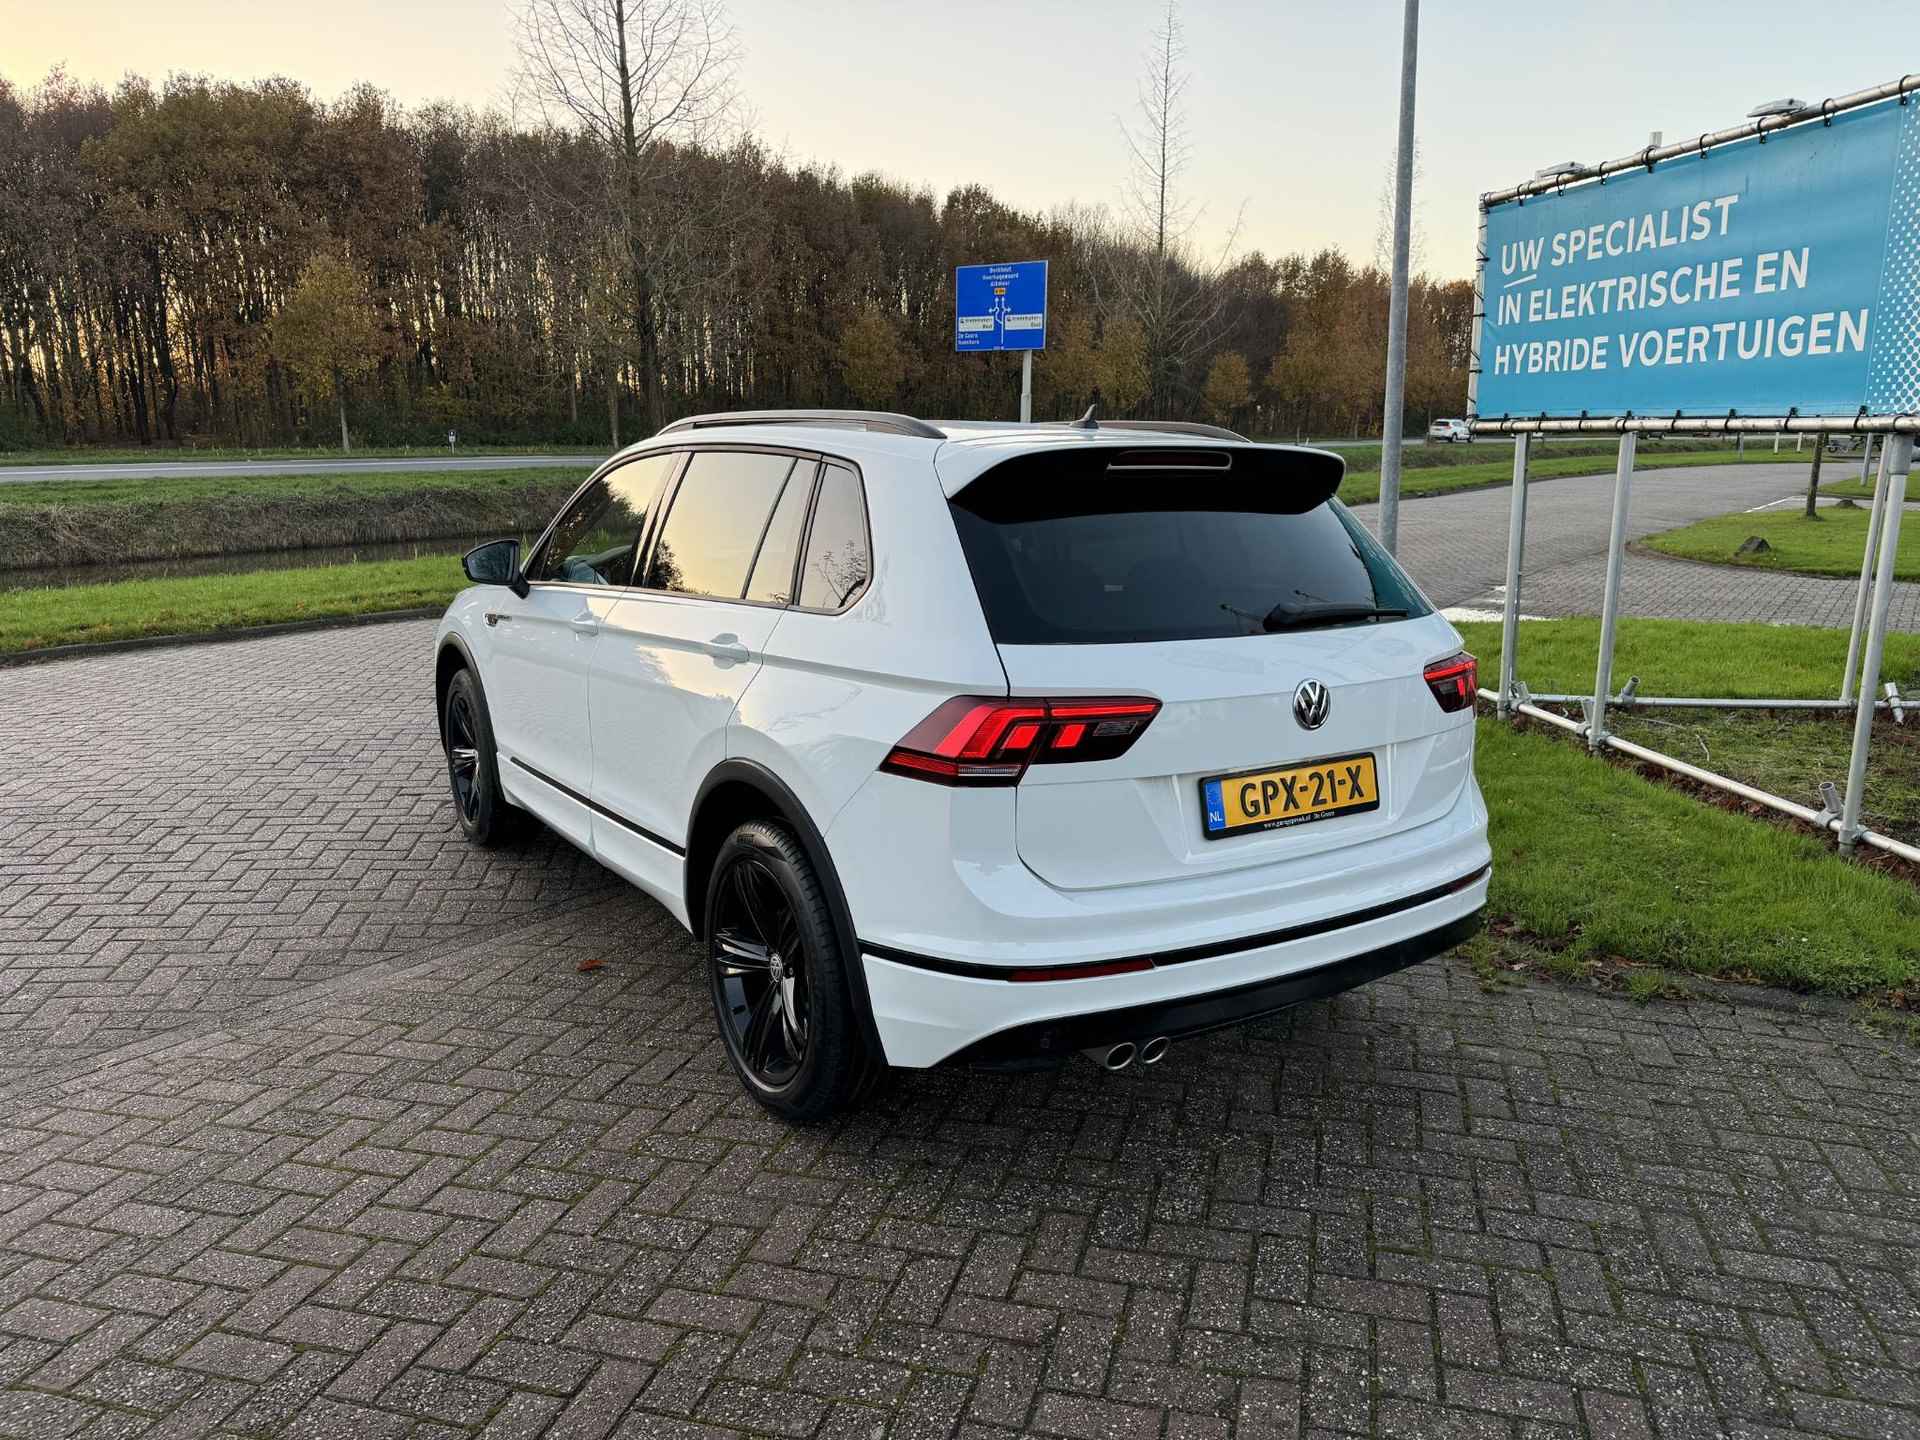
[0,606,443,668]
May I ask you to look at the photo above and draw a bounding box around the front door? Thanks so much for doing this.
[485,453,679,845]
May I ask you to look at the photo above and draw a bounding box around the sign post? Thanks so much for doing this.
[955,261,1048,422]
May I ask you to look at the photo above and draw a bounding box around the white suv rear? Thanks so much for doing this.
[435,411,1489,1120]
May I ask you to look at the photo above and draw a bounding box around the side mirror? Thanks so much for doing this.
[462,539,528,596]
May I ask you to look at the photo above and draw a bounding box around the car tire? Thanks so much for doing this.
[443,667,524,848]
[705,819,875,1123]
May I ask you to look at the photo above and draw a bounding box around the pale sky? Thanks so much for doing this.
[5,0,1913,278]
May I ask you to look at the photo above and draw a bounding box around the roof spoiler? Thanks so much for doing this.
[953,443,1345,517]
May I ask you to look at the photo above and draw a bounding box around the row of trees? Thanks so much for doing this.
[0,15,1471,450]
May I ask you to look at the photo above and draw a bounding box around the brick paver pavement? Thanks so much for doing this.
[1,469,1918,1438]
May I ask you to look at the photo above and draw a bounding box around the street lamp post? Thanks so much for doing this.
[1377,0,1419,557]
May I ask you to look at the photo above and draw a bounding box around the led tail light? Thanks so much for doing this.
[880,696,1161,786]
[1423,652,1478,713]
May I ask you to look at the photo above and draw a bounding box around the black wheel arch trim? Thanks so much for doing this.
[687,760,884,1062]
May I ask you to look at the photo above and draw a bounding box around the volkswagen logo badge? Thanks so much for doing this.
[1293,679,1331,730]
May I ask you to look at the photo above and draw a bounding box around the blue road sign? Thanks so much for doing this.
[1477,96,1920,419]
[956,260,1048,352]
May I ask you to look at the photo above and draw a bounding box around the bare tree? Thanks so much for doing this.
[514,0,741,433]
[1108,1,1239,416]
[1371,142,1428,276]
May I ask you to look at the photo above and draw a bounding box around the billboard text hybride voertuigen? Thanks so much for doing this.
[1476,96,1920,420]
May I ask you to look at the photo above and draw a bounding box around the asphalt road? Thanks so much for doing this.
[0,454,598,484]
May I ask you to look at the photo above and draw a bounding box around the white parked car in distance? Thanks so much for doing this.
[1427,417,1472,443]
[435,410,1490,1120]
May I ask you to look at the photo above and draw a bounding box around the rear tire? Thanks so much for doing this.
[705,820,873,1123]
[443,667,524,848]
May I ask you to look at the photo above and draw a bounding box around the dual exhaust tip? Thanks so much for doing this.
[1085,1035,1171,1071]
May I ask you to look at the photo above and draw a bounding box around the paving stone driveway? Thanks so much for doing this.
[2,567,1918,1435]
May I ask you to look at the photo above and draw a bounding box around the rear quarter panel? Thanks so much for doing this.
[726,457,1008,841]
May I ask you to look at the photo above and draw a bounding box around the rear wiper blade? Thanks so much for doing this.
[1261,601,1408,631]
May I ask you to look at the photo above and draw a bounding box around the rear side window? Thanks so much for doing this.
[949,455,1429,645]
[797,463,871,611]
[646,451,796,598]
[744,463,817,605]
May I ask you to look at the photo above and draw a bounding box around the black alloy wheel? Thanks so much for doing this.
[704,819,877,1122]
[442,667,522,848]
[446,687,484,827]
[711,854,812,1090]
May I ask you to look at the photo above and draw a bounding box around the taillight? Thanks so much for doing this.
[880,696,1161,785]
[1423,652,1477,713]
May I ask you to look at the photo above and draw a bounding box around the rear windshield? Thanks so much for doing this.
[949,462,1430,645]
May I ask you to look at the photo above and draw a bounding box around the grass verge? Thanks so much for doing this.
[1472,715,1920,995]
[0,467,592,571]
[0,464,592,509]
[1642,506,1920,581]
[0,553,465,654]
[1455,617,1920,997]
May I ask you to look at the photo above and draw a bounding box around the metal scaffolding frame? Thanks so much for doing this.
[1466,77,1920,867]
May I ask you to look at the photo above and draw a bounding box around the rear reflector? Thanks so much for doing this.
[1423,652,1478,713]
[880,695,1161,786]
[1007,957,1155,983]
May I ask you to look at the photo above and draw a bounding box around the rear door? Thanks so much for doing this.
[946,447,1468,890]
[587,448,815,881]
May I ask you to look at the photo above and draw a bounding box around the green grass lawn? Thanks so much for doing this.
[1454,617,1920,997]
[0,444,605,466]
[1471,716,1920,995]
[1642,506,1920,582]
[0,464,593,508]
[0,553,465,654]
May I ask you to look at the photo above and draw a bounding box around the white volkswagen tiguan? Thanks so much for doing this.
[435,411,1489,1120]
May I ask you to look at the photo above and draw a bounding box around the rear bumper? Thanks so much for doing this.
[945,907,1482,1069]
[861,863,1488,1068]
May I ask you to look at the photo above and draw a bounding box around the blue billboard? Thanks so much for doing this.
[955,260,1048,352]
[1476,96,1920,419]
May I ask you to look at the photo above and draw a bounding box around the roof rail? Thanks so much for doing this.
[1089,419,1250,443]
[656,409,946,440]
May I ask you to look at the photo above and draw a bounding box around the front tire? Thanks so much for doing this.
[443,667,524,848]
[705,820,872,1122]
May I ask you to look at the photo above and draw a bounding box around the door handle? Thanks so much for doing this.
[569,612,599,636]
[706,633,752,664]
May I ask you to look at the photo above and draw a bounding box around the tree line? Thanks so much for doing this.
[0,68,1473,451]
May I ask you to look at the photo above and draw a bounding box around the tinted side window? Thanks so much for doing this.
[797,463,870,611]
[527,453,676,586]
[645,451,796,599]
[745,464,817,605]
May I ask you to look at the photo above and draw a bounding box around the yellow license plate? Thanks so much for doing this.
[1200,752,1379,839]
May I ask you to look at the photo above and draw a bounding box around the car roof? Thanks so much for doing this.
[607,413,1345,499]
